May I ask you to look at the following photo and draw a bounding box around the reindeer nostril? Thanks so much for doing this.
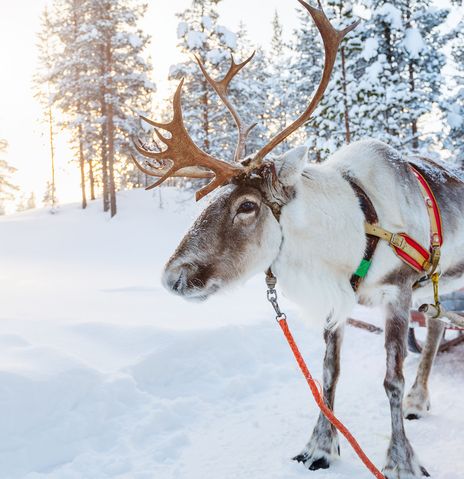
[172,273,183,292]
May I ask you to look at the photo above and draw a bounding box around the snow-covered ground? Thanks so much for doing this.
[0,188,463,479]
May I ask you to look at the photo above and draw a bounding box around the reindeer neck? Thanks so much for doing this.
[270,164,366,322]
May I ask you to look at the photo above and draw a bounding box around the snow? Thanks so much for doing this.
[404,28,426,59]
[186,31,206,50]
[377,4,403,30]
[216,25,237,49]
[1,188,463,478]
[206,48,225,65]
[201,16,213,31]
[362,37,379,61]
[177,21,188,39]
[127,33,142,49]
[448,104,463,129]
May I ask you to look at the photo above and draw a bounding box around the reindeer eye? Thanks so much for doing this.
[237,201,257,214]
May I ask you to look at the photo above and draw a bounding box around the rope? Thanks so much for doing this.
[277,317,385,479]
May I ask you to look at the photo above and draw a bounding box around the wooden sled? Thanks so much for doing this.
[408,291,464,354]
[348,291,464,354]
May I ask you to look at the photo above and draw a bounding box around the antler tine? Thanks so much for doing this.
[251,0,360,166]
[195,53,257,162]
[130,153,213,188]
[132,78,243,200]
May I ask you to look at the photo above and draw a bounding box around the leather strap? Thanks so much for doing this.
[409,165,442,275]
[346,179,380,292]
[364,224,432,273]
[360,164,442,276]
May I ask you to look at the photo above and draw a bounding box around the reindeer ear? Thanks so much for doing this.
[274,146,308,186]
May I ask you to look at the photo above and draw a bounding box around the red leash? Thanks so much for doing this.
[278,317,385,479]
[265,271,385,478]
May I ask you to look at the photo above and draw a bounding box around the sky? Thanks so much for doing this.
[0,0,300,207]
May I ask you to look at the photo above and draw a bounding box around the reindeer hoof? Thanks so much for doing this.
[421,466,431,477]
[308,457,330,470]
[383,466,430,479]
[293,453,330,470]
[404,387,430,420]
[406,413,420,421]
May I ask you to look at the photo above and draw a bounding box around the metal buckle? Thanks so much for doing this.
[390,234,405,249]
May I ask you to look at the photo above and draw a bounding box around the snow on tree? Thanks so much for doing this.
[443,18,464,164]
[267,10,291,155]
[288,4,323,160]
[88,0,155,216]
[288,1,371,161]
[0,139,18,215]
[358,0,448,152]
[229,22,271,157]
[169,0,245,162]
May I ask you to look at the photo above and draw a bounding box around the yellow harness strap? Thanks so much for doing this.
[364,224,433,273]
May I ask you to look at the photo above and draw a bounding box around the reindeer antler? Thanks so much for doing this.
[133,1,359,201]
[250,0,360,167]
[195,53,257,162]
[132,78,243,201]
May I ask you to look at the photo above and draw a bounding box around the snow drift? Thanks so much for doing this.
[0,188,463,479]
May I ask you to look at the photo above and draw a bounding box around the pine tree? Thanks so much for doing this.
[402,0,448,151]
[288,4,323,160]
[267,11,291,155]
[169,0,241,161]
[26,193,36,210]
[47,0,90,210]
[16,197,26,214]
[230,23,270,157]
[0,139,18,215]
[306,1,363,160]
[34,6,58,212]
[43,180,58,212]
[444,20,464,164]
[88,0,155,216]
[358,0,448,152]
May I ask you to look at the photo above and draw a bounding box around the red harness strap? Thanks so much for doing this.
[365,164,443,275]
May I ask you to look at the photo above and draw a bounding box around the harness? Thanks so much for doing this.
[348,164,443,294]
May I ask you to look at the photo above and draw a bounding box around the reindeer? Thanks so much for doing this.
[132,1,464,477]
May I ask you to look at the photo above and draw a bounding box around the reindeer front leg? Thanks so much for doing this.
[293,324,344,470]
[383,299,430,478]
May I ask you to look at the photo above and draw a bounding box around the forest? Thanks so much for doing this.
[0,0,463,216]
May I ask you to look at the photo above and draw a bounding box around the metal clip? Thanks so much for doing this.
[267,288,287,321]
[431,272,441,319]
[265,272,287,321]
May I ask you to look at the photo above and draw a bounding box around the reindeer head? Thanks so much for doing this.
[132,0,359,301]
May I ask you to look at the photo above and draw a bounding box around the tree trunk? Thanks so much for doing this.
[105,40,117,217]
[384,24,394,138]
[47,101,56,209]
[201,79,210,152]
[88,159,96,200]
[340,46,351,144]
[406,2,418,151]
[409,61,418,150]
[78,124,87,209]
[100,45,110,212]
